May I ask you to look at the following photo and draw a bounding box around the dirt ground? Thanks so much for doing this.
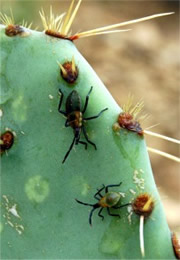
[1,0,179,234]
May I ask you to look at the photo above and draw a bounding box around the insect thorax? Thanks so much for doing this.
[67,111,82,128]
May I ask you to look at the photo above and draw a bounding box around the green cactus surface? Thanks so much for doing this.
[0,24,176,259]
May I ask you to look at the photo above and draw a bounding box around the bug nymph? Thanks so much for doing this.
[75,182,130,226]
[58,86,108,163]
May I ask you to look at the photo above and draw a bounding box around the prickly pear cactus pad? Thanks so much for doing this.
[0,2,178,260]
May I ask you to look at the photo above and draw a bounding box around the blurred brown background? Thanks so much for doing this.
[1,0,179,234]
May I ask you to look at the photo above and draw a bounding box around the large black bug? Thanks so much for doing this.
[58,86,108,163]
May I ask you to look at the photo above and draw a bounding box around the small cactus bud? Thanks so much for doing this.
[132,193,154,218]
[0,130,14,155]
[118,112,144,136]
[58,57,78,84]
[172,232,180,259]
[5,24,24,36]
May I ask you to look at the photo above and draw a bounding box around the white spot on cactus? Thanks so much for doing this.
[112,122,120,134]
[3,194,9,204]
[127,206,133,225]
[11,95,27,121]
[25,175,49,203]
[20,30,31,37]
[0,223,3,233]
[8,204,20,218]
[15,224,24,235]
[119,192,125,198]
[81,183,91,196]
[129,189,136,195]
[20,130,25,135]
[0,109,3,117]
[133,169,145,190]
[7,220,14,227]
[100,233,122,254]
[7,241,12,248]
[2,195,24,235]
[49,94,54,99]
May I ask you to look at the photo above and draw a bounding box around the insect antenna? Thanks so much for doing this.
[75,199,94,207]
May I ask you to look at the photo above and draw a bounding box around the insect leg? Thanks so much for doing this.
[105,182,122,193]
[62,136,76,163]
[75,199,94,207]
[58,89,67,116]
[82,126,97,150]
[83,108,108,121]
[78,140,88,149]
[75,199,99,226]
[113,203,131,209]
[107,207,120,218]
[98,207,104,221]
[94,185,105,200]
[65,119,70,127]
[82,86,93,114]
[89,207,97,226]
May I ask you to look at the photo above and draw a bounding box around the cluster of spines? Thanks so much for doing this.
[0,1,174,40]
[0,11,32,37]
[112,94,180,163]
[57,56,78,84]
[38,1,174,41]
[118,94,148,136]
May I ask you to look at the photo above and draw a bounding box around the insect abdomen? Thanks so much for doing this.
[66,91,81,114]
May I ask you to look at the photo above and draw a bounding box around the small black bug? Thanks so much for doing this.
[58,86,108,163]
[75,182,130,226]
